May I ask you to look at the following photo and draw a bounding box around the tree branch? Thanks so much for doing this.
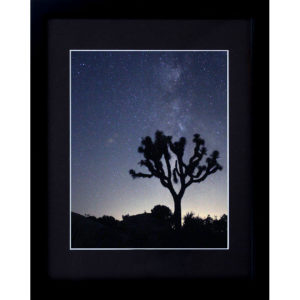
[129,170,154,179]
[129,131,222,201]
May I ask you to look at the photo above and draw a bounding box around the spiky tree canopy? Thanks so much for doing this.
[129,131,222,198]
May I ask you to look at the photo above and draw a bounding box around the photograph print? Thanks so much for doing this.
[71,50,228,249]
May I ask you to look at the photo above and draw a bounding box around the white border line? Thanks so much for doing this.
[69,50,72,250]
[70,50,229,52]
[227,51,230,249]
[69,50,229,250]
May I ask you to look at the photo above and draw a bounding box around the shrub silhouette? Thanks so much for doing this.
[151,205,172,221]
[97,215,119,227]
[129,130,222,230]
[73,206,227,248]
[122,214,130,221]
[182,212,227,247]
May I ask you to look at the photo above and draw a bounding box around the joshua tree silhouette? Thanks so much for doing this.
[129,131,223,231]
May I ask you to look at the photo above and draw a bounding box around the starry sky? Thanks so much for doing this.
[71,51,228,220]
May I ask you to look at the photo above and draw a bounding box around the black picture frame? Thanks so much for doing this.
[31,0,269,298]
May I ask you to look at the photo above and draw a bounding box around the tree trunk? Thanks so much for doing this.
[173,196,182,231]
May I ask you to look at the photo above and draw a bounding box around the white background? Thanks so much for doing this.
[270,1,300,299]
[0,0,299,299]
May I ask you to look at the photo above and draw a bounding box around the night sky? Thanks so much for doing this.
[71,51,228,220]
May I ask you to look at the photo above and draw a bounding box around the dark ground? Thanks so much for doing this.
[71,205,227,248]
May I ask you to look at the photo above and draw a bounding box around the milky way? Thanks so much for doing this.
[71,51,228,219]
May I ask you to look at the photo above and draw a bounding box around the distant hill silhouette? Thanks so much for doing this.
[72,205,227,248]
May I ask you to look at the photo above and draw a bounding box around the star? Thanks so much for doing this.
[71,50,228,220]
